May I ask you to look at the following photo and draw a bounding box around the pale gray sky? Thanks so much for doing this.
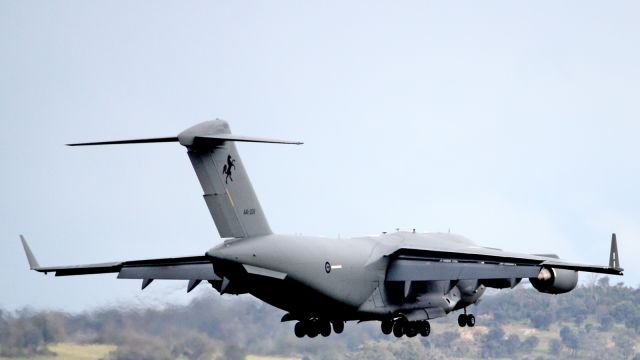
[1,1,639,311]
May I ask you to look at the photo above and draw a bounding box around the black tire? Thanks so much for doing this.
[381,320,393,335]
[405,322,417,338]
[320,321,331,337]
[307,320,319,338]
[419,321,431,337]
[466,314,475,327]
[294,321,305,338]
[393,321,404,338]
[332,320,345,334]
[458,314,467,327]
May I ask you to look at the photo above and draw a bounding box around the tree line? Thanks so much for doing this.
[1,277,639,359]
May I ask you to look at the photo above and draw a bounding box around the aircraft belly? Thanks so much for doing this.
[245,275,360,318]
[209,234,380,312]
[246,263,378,313]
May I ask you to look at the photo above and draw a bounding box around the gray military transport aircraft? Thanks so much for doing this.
[21,120,623,338]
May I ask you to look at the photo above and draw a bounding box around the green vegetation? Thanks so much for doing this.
[1,278,639,359]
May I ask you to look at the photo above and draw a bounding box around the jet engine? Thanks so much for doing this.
[529,267,578,294]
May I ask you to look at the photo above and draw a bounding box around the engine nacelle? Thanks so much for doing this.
[529,267,578,294]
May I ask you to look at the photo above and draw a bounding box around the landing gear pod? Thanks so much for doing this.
[530,267,578,294]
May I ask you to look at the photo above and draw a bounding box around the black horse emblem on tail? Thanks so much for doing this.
[222,154,236,184]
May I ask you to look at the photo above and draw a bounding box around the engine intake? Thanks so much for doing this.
[529,267,578,294]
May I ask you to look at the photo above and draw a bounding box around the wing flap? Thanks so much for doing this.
[386,259,541,282]
[29,256,217,278]
[118,263,219,280]
[46,262,122,276]
[388,234,623,281]
[391,248,545,266]
[539,261,623,275]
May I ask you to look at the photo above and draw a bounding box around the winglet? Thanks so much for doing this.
[609,233,620,269]
[20,235,40,270]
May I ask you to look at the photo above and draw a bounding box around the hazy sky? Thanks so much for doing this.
[1,1,639,311]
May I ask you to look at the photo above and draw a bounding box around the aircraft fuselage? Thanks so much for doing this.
[208,231,486,321]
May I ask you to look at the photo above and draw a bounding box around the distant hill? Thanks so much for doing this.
[1,278,638,360]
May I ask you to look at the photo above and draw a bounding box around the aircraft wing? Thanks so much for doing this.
[386,234,623,282]
[20,236,219,291]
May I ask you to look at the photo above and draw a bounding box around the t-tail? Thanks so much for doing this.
[68,119,302,239]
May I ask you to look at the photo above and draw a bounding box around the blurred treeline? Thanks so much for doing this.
[1,277,639,360]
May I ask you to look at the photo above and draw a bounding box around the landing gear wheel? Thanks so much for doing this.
[381,320,393,335]
[405,322,418,338]
[332,321,344,334]
[466,314,475,327]
[320,321,332,337]
[458,314,467,327]
[294,322,305,338]
[307,320,319,338]
[419,321,431,337]
[393,321,404,338]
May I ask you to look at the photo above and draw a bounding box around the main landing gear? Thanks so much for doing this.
[458,308,475,327]
[381,318,431,338]
[294,319,344,338]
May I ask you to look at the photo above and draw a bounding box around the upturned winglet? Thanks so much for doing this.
[20,235,40,270]
[609,233,620,269]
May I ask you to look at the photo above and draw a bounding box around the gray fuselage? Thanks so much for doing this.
[208,231,486,321]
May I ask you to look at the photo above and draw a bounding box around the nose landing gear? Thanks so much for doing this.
[457,308,475,327]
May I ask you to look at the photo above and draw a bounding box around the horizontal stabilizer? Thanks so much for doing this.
[67,134,302,147]
[67,137,179,146]
[193,134,302,146]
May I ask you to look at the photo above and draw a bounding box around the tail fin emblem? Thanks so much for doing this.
[222,154,236,184]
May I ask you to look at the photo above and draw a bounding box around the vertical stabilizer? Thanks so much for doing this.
[66,119,301,239]
[178,120,272,239]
